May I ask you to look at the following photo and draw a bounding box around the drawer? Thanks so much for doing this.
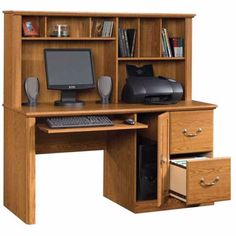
[170,157,231,205]
[170,111,213,154]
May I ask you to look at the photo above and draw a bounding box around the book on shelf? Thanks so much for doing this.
[118,28,136,57]
[169,37,184,57]
[92,20,113,37]
[162,28,184,57]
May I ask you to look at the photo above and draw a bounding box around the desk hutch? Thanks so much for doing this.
[3,11,231,224]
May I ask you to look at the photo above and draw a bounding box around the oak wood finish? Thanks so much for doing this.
[3,11,196,106]
[134,197,214,213]
[184,18,192,100]
[4,11,195,18]
[157,113,170,206]
[6,101,216,118]
[140,18,161,57]
[170,110,213,154]
[22,41,116,103]
[21,37,116,41]
[3,11,230,224]
[104,131,136,211]
[4,108,36,224]
[4,14,22,108]
[46,16,90,37]
[36,129,107,154]
[187,157,231,205]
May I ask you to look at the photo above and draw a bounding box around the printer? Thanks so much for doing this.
[121,76,183,105]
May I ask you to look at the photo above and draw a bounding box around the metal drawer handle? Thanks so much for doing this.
[182,128,202,137]
[199,176,220,187]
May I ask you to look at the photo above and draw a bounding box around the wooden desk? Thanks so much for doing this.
[4,100,231,224]
[3,11,231,224]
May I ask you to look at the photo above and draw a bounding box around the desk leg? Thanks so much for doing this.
[104,131,136,212]
[4,109,36,224]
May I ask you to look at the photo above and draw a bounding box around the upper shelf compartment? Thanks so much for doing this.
[47,16,90,37]
[140,18,161,57]
[118,17,139,58]
[22,16,47,37]
[161,18,185,58]
[21,16,116,40]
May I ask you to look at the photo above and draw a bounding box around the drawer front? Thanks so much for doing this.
[187,157,231,205]
[170,110,213,154]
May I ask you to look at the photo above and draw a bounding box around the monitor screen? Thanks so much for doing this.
[44,49,95,90]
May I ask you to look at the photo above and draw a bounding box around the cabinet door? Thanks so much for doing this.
[157,112,170,207]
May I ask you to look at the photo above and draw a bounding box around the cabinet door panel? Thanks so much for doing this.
[157,112,170,207]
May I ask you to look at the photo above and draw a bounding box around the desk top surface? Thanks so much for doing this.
[5,100,217,117]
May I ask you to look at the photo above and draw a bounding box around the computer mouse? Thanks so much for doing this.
[124,118,135,125]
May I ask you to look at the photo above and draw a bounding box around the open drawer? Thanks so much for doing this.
[170,157,231,205]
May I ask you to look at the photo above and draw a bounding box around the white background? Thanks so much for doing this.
[0,0,235,235]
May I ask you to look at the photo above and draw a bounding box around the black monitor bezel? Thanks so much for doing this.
[44,48,96,90]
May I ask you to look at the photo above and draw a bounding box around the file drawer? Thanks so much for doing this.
[170,157,231,205]
[170,111,213,154]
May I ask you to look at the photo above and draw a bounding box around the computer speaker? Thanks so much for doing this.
[24,77,39,106]
[97,76,112,104]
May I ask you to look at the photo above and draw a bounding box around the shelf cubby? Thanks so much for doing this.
[22,16,47,37]
[90,17,116,38]
[140,18,161,57]
[118,60,185,101]
[118,17,139,58]
[161,18,185,57]
[22,40,117,104]
[46,16,90,38]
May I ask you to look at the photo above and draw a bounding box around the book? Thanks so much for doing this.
[107,21,114,37]
[161,30,168,57]
[102,21,108,37]
[92,20,114,37]
[102,21,114,37]
[118,28,136,57]
[124,30,130,57]
[118,28,126,57]
[170,37,184,57]
[163,28,172,57]
[127,29,136,57]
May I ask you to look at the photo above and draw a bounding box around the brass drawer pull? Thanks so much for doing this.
[200,176,220,187]
[182,128,202,137]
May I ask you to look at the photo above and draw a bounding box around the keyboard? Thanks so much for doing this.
[46,116,114,129]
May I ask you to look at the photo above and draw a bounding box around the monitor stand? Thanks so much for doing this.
[54,90,85,107]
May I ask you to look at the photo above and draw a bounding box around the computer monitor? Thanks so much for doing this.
[44,48,96,107]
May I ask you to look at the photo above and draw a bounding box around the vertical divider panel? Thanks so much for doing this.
[184,18,192,101]
[115,17,119,103]
[44,16,48,37]
[159,18,163,57]
[104,130,137,212]
[89,17,92,37]
[137,18,141,57]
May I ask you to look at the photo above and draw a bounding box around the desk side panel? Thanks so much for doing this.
[4,14,22,108]
[104,130,136,211]
[4,108,35,224]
